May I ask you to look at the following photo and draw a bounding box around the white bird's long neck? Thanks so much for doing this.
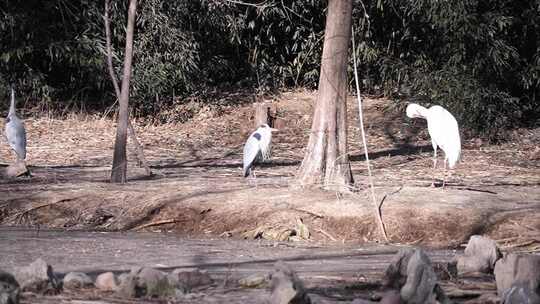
[418,106,429,119]
[414,104,430,119]
[8,88,16,116]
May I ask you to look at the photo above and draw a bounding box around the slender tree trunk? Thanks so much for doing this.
[104,0,152,177]
[296,0,353,191]
[254,103,271,128]
[253,102,277,128]
[111,0,137,183]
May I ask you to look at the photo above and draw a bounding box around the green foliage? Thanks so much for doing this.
[0,0,106,104]
[0,0,537,139]
[238,1,326,88]
[352,0,540,140]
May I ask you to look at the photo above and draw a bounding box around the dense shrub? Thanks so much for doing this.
[352,0,540,140]
[0,0,537,139]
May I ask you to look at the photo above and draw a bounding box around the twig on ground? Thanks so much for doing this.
[292,208,324,219]
[500,240,536,249]
[517,245,540,253]
[134,219,186,230]
[316,228,337,241]
[11,197,79,222]
[454,187,497,194]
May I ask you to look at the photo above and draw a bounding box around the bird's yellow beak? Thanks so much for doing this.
[270,128,278,132]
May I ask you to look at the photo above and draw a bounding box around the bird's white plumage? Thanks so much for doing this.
[406,103,461,169]
[4,88,27,161]
[243,124,275,177]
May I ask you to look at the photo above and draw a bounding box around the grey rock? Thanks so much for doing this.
[379,290,403,304]
[168,268,213,293]
[384,248,415,289]
[138,267,174,297]
[494,253,540,301]
[95,272,119,291]
[116,273,138,298]
[116,267,175,298]
[269,261,311,304]
[12,259,59,293]
[433,261,458,281]
[117,272,130,287]
[238,273,269,288]
[400,249,438,304]
[457,235,501,275]
[63,272,93,289]
[502,282,540,304]
[0,271,20,304]
[384,248,450,304]
[116,267,141,297]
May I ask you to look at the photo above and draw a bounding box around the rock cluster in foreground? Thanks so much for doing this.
[1,234,539,304]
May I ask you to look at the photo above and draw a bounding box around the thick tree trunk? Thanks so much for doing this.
[296,0,353,191]
[111,0,137,183]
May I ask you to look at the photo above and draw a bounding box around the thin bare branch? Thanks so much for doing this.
[104,0,121,99]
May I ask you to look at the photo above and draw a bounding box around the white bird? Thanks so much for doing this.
[4,88,27,162]
[243,124,278,178]
[406,103,461,186]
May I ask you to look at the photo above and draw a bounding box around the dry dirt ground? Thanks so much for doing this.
[1,90,539,249]
[1,227,461,304]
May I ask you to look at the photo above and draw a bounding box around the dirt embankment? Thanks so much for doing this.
[1,90,539,248]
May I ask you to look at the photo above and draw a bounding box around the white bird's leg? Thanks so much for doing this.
[431,145,438,187]
[247,169,257,188]
[432,145,438,170]
[442,158,447,189]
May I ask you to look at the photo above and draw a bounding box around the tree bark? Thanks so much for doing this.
[254,103,270,128]
[104,0,152,177]
[110,0,137,183]
[296,0,353,191]
[253,102,277,128]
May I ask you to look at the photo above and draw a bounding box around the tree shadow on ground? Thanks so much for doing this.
[350,144,432,162]
[81,247,400,278]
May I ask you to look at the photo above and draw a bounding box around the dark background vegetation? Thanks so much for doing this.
[0,0,538,140]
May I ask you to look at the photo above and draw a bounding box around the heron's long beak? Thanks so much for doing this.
[270,128,278,132]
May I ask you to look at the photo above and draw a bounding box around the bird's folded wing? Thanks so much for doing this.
[243,135,260,173]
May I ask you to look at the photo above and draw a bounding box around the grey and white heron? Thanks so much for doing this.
[406,103,461,186]
[4,87,27,163]
[243,124,278,178]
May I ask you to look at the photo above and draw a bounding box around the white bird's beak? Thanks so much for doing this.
[270,128,278,132]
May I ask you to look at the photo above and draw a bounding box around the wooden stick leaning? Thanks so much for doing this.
[351,23,389,242]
